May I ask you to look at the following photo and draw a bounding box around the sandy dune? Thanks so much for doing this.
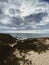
[13,38,49,65]
[0,34,49,65]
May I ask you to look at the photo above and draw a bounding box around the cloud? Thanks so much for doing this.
[1,29,49,33]
[41,0,49,3]
[0,0,49,33]
[24,12,47,23]
[0,0,8,3]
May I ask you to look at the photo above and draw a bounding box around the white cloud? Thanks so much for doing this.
[1,18,9,25]
[0,0,49,33]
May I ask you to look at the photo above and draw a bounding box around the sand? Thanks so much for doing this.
[13,39,49,65]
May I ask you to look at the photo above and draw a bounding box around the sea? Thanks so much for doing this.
[10,33,49,39]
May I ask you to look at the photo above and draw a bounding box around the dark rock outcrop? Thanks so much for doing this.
[0,34,16,44]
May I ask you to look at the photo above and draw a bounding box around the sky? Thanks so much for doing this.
[0,0,49,33]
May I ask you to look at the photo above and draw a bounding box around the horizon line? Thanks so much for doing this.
[0,30,49,33]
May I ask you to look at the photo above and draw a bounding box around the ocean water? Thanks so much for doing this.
[10,33,49,39]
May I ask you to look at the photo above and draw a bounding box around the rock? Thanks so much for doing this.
[0,34,16,44]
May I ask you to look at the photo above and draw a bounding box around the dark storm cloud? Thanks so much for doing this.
[0,8,3,15]
[0,11,48,30]
[10,17,24,25]
[11,17,21,25]
[42,0,49,2]
[7,12,47,28]
[0,0,8,2]
[7,12,47,30]
[24,12,47,23]
[4,16,24,28]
